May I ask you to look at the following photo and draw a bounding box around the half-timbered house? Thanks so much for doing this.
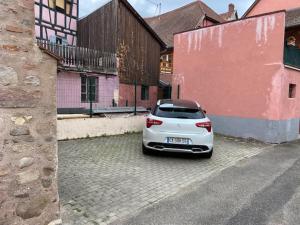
[34,0,78,45]
[78,0,166,109]
[35,0,120,113]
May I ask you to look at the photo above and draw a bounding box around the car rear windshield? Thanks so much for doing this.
[153,107,205,119]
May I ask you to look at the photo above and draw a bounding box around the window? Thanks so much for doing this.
[56,0,65,12]
[56,36,62,44]
[153,107,205,119]
[49,35,56,44]
[177,85,180,99]
[48,0,55,8]
[168,54,173,63]
[62,38,68,46]
[163,86,172,99]
[289,83,296,98]
[50,35,67,45]
[141,85,149,100]
[48,0,71,14]
[81,76,98,102]
[66,1,71,15]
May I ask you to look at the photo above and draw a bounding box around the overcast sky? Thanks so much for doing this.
[80,0,256,18]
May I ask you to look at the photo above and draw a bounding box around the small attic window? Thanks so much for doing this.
[289,84,296,98]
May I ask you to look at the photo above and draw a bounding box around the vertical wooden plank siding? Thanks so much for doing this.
[117,1,161,86]
[77,1,117,53]
[77,0,161,86]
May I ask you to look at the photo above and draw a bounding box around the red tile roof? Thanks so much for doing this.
[145,1,225,48]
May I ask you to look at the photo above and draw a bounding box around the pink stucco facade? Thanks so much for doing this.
[119,84,158,109]
[57,74,158,111]
[246,0,300,17]
[57,72,119,110]
[280,67,300,120]
[173,11,300,143]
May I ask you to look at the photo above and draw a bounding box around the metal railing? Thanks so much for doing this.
[284,44,300,69]
[37,39,118,74]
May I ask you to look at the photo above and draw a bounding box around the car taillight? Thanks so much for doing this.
[196,122,212,132]
[146,118,163,128]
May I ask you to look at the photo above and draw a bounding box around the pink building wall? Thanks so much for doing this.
[281,68,300,120]
[246,0,300,17]
[57,72,119,110]
[173,11,300,143]
[119,84,158,109]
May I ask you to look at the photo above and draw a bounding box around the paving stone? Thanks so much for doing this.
[58,133,270,225]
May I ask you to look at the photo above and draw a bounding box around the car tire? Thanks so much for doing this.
[203,148,213,159]
[142,144,152,155]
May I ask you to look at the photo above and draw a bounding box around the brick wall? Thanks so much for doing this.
[0,0,60,224]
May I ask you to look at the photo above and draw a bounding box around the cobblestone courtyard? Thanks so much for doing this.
[58,133,271,225]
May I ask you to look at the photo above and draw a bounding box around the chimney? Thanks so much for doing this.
[228,3,235,13]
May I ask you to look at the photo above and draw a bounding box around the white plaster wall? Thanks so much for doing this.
[57,115,146,140]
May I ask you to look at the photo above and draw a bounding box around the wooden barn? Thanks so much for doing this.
[78,0,166,109]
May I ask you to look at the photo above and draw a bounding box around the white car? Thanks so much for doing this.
[143,99,214,158]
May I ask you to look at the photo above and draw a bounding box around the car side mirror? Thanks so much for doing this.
[203,110,207,114]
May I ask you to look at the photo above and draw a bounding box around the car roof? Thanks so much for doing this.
[158,99,200,109]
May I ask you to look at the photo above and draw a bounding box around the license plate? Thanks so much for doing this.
[167,137,191,145]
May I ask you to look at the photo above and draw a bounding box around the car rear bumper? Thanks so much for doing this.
[143,128,213,154]
[145,142,213,154]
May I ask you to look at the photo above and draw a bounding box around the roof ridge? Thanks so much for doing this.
[195,2,206,28]
[198,0,206,16]
[242,0,261,18]
[145,0,202,20]
[145,0,224,48]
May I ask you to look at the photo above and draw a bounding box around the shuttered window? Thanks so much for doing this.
[48,0,69,14]
[81,76,98,103]
[66,2,71,15]
[56,0,65,9]
[48,0,55,8]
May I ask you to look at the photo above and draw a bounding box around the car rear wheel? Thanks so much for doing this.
[203,148,213,159]
[142,144,152,155]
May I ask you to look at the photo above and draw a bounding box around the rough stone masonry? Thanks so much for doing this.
[0,0,61,224]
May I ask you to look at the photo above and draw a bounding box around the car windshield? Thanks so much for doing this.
[153,106,205,119]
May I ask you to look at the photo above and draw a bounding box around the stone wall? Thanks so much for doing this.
[57,115,146,140]
[0,0,60,224]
